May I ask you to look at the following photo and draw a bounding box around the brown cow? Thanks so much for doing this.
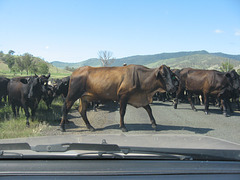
[173,68,235,116]
[60,64,176,132]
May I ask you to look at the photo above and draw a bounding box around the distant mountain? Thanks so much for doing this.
[211,52,240,61]
[146,54,240,70]
[51,58,99,69]
[112,50,210,66]
[50,50,240,71]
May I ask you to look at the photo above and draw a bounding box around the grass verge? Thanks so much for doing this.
[0,97,71,139]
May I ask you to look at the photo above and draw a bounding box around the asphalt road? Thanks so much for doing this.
[43,100,240,144]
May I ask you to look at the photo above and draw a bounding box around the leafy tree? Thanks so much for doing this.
[0,51,4,60]
[38,62,49,74]
[11,63,19,75]
[5,54,15,71]
[22,53,33,75]
[15,56,25,74]
[220,61,234,72]
[8,50,15,55]
[29,61,38,74]
[98,50,115,67]
[64,66,76,72]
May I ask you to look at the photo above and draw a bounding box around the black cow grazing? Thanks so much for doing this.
[173,68,236,116]
[7,75,48,126]
[0,77,10,102]
[60,65,176,132]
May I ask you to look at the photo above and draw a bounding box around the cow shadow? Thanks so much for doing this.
[151,102,173,106]
[96,123,213,134]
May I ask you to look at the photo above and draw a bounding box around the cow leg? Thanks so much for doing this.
[143,105,157,130]
[22,106,30,127]
[60,100,75,132]
[173,88,183,109]
[16,106,20,117]
[188,92,197,111]
[119,97,128,132]
[220,98,228,117]
[203,94,209,115]
[11,104,17,118]
[226,98,233,114]
[79,99,95,131]
[236,98,240,111]
[31,108,36,121]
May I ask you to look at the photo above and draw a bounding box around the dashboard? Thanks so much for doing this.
[1,159,240,179]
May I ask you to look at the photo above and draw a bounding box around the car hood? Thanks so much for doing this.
[1,134,240,150]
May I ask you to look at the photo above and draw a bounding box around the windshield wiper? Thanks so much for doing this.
[119,146,240,161]
[0,142,239,161]
[0,143,30,159]
[0,143,31,150]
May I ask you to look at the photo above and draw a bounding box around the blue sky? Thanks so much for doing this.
[0,0,239,62]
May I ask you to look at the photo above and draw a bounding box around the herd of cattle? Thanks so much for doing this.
[0,64,240,132]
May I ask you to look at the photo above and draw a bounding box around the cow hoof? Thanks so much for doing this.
[152,124,157,130]
[193,109,197,112]
[204,111,209,115]
[60,125,66,132]
[223,113,230,117]
[26,122,30,128]
[88,126,95,132]
[174,104,177,109]
[121,127,128,132]
[60,128,66,132]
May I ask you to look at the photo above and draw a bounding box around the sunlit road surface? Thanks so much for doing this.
[46,101,240,144]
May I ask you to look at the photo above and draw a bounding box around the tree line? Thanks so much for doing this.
[0,50,49,75]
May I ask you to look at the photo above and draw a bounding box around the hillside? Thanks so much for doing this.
[146,54,240,70]
[51,58,99,69]
[51,50,240,71]
[0,59,71,78]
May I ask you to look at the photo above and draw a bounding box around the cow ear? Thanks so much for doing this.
[225,73,231,78]
[20,78,28,84]
[155,69,161,79]
[47,73,51,79]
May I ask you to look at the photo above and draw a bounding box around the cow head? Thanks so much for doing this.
[53,76,70,98]
[39,73,51,96]
[156,65,177,93]
[27,77,42,99]
[228,70,240,90]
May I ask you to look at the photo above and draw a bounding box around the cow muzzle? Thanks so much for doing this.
[166,84,177,93]
[28,92,33,99]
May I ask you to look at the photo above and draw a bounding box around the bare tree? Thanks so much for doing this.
[98,50,115,67]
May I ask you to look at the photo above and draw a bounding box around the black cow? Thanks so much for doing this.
[7,75,48,126]
[223,70,240,112]
[53,76,70,98]
[42,85,54,109]
[0,77,10,102]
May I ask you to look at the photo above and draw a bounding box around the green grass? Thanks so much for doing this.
[0,98,66,139]
[0,71,71,79]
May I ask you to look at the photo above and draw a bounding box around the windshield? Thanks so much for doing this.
[0,0,240,161]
